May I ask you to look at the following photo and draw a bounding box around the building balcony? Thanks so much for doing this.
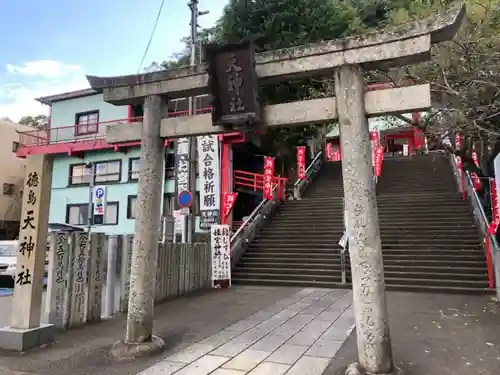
[15,106,259,158]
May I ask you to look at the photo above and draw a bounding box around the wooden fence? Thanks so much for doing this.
[44,232,211,329]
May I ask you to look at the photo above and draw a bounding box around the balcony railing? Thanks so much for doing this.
[17,107,214,149]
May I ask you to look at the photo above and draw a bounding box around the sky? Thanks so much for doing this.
[0,0,228,121]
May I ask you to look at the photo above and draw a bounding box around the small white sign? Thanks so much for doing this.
[173,209,186,234]
[211,224,231,282]
[403,143,409,156]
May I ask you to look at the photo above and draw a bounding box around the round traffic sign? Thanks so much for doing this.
[95,187,105,198]
[178,191,193,208]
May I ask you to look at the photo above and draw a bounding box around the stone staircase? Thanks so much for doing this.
[232,154,490,293]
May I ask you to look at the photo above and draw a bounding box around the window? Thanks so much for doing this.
[165,153,175,179]
[3,183,14,195]
[128,155,175,181]
[127,194,174,219]
[66,202,119,225]
[75,111,99,135]
[94,160,121,183]
[69,164,93,185]
[69,161,121,185]
[128,158,140,180]
[127,195,137,219]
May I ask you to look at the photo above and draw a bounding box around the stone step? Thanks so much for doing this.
[240,256,485,268]
[233,266,487,281]
[238,262,486,274]
[230,278,490,294]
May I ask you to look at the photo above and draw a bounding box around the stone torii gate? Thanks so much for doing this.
[87,6,464,373]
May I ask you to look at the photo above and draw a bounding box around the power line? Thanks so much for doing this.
[137,0,166,73]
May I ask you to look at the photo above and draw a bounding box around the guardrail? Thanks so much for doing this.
[230,185,280,267]
[293,151,323,199]
[448,152,500,298]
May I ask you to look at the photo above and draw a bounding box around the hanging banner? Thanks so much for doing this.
[210,224,231,283]
[471,151,481,191]
[326,143,333,161]
[175,137,190,201]
[297,146,306,180]
[332,151,341,162]
[197,135,221,229]
[223,192,238,222]
[374,147,385,177]
[489,179,500,235]
[370,128,380,147]
[263,156,275,200]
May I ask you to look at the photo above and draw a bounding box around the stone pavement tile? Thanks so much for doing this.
[320,323,354,341]
[271,309,299,321]
[210,339,251,357]
[285,356,331,375]
[222,349,270,372]
[246,361,290,375]
[265,344,309,365]
[166,343,216,364]
[226,319,261,332]
[137,361,186,375]
[305,338,344,358]
[249,334,290,351]
[315,310,343,322]
[173,355,230,375]
[286,319,333,346]
[234,327,269,344]
[198,329,241,347]
[286,302,311,313]
[211,369,246,375]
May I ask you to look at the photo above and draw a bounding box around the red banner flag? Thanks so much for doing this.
[370,128,380,147]
[374,146,385,177]
[326,143,333,161]
[489,179,500,235]
[332,151,341,162]
[263,156,275,200]
[297,146,306,180]
[471,151,481,191]
[223,192,238,221]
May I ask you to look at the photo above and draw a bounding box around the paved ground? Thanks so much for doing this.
[0,286,304,375]
[138,288,353,375]
[325,291,500,375]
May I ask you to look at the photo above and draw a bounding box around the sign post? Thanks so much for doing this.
[210,224,231,288]
[92,186,106,225]
[0,155,55,351]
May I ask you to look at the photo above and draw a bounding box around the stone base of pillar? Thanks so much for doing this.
[345,363,403,375]
[109,335,165,361]
[0,323,55,351]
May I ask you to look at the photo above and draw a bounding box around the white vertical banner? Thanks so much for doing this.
[198,135,221,230]
[403,143,409,156]
[210,224,231,284]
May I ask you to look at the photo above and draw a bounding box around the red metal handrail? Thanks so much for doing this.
[18,107,215,148]
[233,169,288,200]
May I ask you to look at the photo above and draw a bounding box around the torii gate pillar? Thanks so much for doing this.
[336,65,394,374]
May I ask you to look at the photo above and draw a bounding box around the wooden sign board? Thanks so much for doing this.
[205,40,262,128]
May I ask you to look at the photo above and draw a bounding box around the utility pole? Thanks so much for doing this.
[187,0,209,242]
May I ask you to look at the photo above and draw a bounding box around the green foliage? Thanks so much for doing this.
[18,114,48,130]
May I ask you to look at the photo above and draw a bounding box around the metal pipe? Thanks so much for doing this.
[231,184,277,243]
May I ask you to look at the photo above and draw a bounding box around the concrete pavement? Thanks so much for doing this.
[325,291,500,375]
[138,288,353,375]
[0,286,305,375]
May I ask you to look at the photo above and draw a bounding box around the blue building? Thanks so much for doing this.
[17,89,208,235]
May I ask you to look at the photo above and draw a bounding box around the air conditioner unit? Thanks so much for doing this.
[3,183,14,195]
[12,141,19,153]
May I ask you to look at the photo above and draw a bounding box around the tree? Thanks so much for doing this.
[18,114,48,130]
[0,116,12,122]
[356,0,500,179]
